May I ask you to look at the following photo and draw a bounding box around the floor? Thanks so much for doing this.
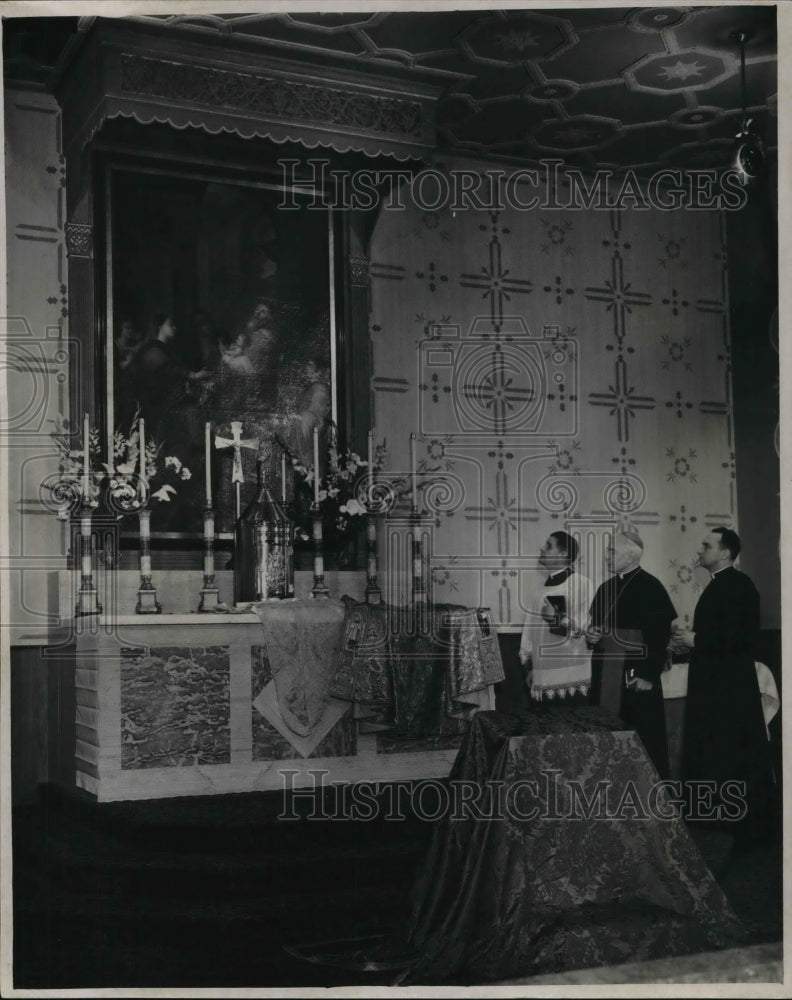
[11,781,783,989]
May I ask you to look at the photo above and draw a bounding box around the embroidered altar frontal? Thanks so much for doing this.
[57,575,503,801]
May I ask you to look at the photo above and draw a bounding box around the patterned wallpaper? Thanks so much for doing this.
[4,91,71,642]
[370,161,735,630]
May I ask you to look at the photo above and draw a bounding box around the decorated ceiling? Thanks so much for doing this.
[3,5,777,173]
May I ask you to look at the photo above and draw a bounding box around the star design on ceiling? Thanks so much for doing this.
[657,60,707,83]
[558,126,600,145]
[498,28,541,53]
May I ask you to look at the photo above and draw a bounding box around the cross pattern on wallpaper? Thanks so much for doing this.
[588,357,656,443]
[464,467,540,556]
[459,213,533,333]
[584,253,653,350]
[370,174,736,626]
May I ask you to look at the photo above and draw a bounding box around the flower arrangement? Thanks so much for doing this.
[46,414,102,518]
[45,412,192,520]
[104,414,192,513]
[277,431,371,538]
[277,432,415,543]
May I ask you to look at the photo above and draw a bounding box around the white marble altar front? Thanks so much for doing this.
[52,570,492,801]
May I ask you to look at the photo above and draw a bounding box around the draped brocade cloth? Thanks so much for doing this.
[251,599,505,756]
[252,599,348,756]
[386,708,742,984]
[329,602,505,737]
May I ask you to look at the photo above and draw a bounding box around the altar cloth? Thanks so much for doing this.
[330,603,505,737]
[251,600,347,754]
[395,707,742,983]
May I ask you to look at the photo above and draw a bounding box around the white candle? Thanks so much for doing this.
[281,451,287,503]
[368,430,374,476]
[313,425,320,504]
[139,509,151,576]
[81,514,92,578]
[410,432,418,508]
[205,423,212,507]
[82,413,90,499]
[139,417,146,497]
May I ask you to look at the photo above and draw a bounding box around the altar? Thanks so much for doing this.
[52,570,503,802]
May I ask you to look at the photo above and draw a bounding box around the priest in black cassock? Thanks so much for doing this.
[588,529,676,779]
[675,527,773,847]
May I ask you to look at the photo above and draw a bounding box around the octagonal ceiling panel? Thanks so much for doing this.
[530,114,621,152]
[459,12,575,67]
[625,49,734,95]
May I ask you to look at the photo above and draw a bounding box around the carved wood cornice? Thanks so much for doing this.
[119,54,423,139]
[56,18,440,163]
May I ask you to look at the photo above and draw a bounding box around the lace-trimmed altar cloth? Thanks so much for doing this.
[330,602,505,737]
[251,599,347,756]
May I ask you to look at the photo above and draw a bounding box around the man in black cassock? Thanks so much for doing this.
[588,529,676,779]
[675,528,773,847]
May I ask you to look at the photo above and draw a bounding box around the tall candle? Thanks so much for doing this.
[82,413,90,499]
[139,417,146,497]
[368,430,374,476]
[281,451,287,503]
[313,425,320,504]
[204,422,212,507]
[410,432,418,509]
[139,508,151,577]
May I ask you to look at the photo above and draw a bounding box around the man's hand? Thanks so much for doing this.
[625,674,653,692]
[671,626,695,651]
[584,626,603,649]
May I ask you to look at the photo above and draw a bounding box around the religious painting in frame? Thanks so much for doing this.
[102,157,338,538]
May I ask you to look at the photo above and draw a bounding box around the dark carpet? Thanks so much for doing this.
[11,782,783,989]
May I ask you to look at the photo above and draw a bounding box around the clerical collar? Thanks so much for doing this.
[617,565,641,582]
[711,564,734,577]
[545,567,573,587]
